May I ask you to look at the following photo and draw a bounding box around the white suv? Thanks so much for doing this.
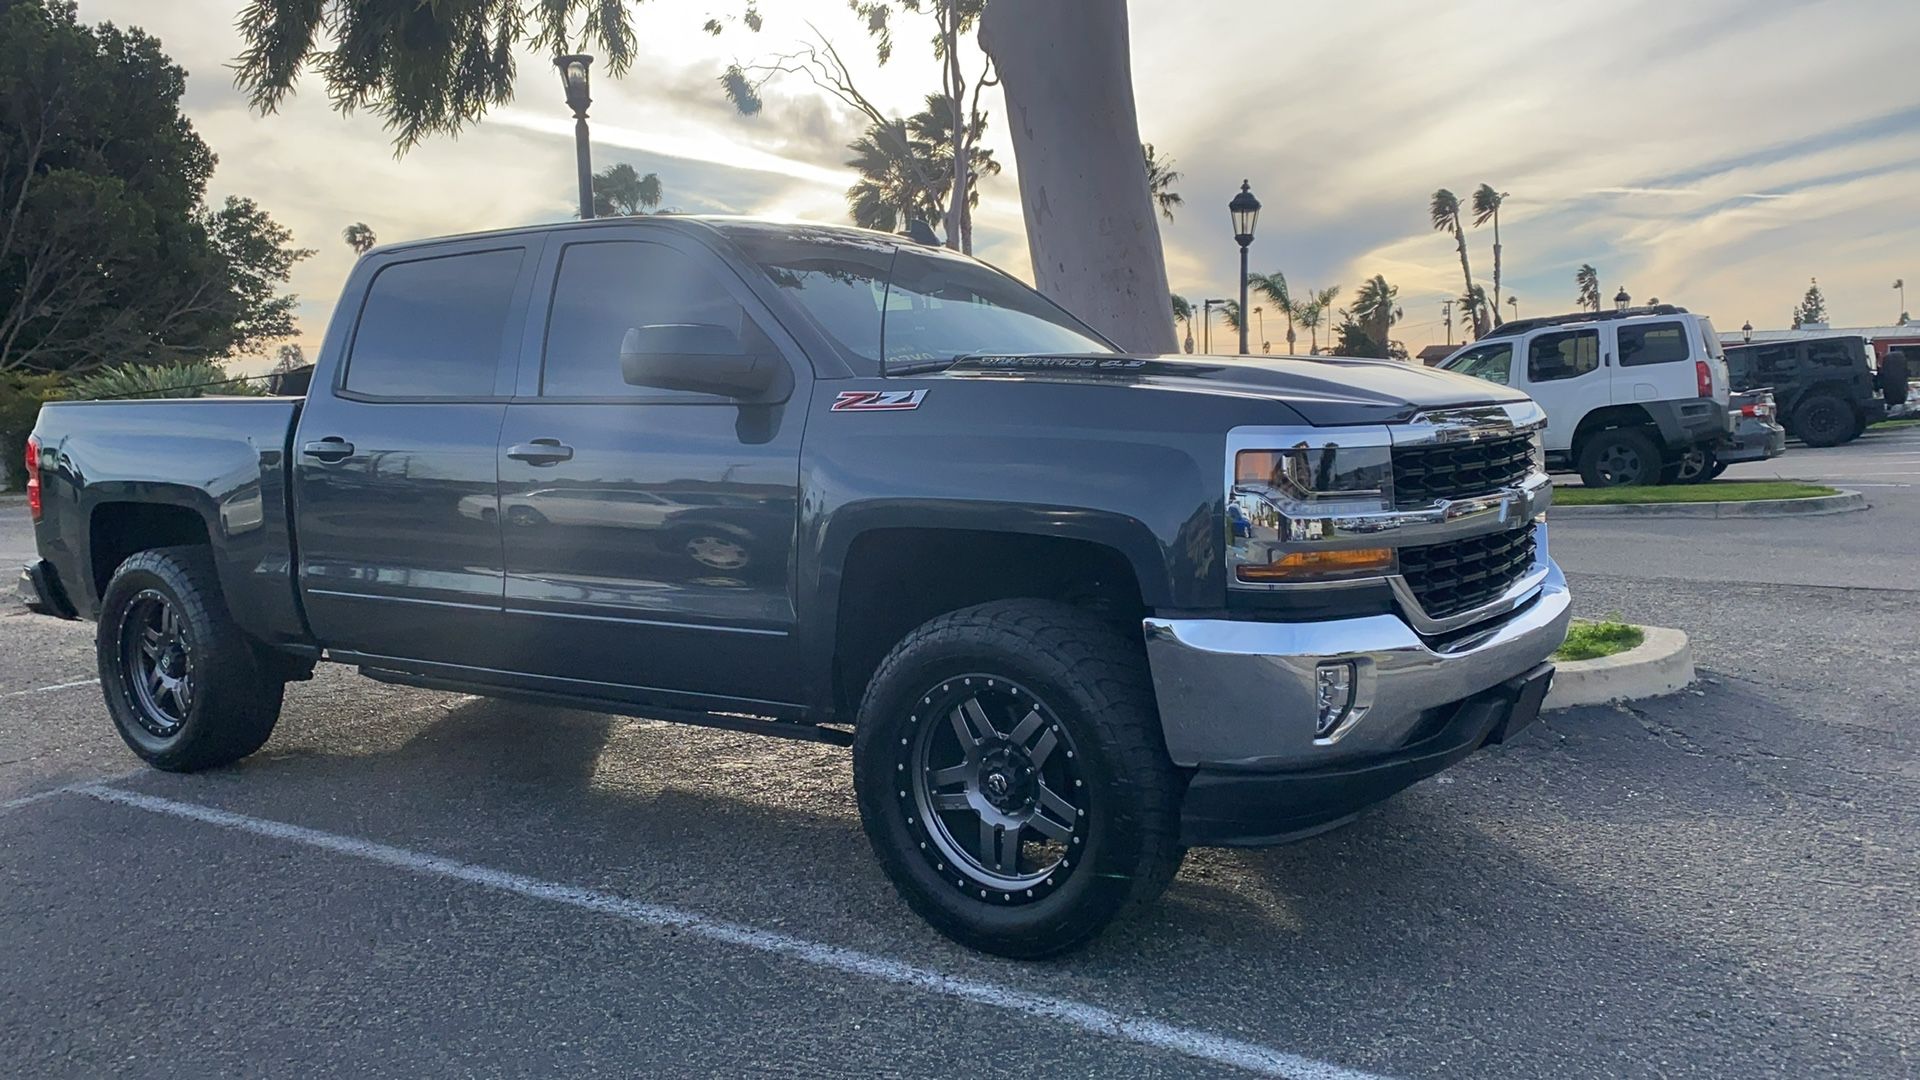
[1439,307,1731,487]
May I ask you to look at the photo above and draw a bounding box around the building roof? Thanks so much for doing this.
[1414,344,1457,366]
[1718,323,1920,345]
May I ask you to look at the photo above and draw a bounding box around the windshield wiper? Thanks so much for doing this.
[883,355,962,376]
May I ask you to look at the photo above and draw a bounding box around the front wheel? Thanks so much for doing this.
[97,547,285,772]
[852,600,1185,958]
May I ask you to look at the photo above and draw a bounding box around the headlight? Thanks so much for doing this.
[1228,441,1396,585]
[1234,445,1391,501]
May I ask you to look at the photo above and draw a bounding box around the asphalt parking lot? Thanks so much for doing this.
[3,426,1917,1079]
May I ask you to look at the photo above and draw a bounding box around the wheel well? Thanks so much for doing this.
[1571,405,1659,458]
[831,529,1145,719]
[90,503,210,599]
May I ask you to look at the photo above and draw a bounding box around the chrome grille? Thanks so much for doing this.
[1399,526,1536,619]
[1392,434,1533,509]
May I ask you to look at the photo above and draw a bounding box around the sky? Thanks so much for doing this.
[74,0,1920,370]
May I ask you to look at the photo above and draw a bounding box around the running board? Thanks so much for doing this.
[358,667,855,747]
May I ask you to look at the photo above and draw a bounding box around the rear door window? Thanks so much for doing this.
[1527,329,1600,382]
[345,248,524,397]
[1617,320,1692,366]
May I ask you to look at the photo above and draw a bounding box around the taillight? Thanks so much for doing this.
[1696,360,1713,398]
[24,435,41,522]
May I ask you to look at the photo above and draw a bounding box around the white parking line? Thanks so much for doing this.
[3,677,100,697]
[71,784,1385,1080]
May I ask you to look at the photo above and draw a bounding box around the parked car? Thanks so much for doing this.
[1671,388,1786,482]
[19,217,1570,957]
[1438,305,1731,487]
[1722,335,1887,446]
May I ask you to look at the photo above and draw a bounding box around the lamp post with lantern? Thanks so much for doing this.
[555,54,595,220]
[1742,321,1754,344]
[1229,181,1261,355]
[1614,287,1631,312]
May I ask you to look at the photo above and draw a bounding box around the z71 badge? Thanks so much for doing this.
[831,389,927,412]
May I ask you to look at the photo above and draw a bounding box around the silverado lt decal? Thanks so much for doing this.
[832,389,927,412]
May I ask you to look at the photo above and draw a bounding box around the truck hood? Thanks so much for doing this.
[932,353,1531,426]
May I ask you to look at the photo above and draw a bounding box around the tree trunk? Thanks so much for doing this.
[1489,212,1503,327]
[980,0,1176,354]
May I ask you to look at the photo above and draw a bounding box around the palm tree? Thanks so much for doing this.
[1142,143,1183,222]
[589,163,664,217]
[1459,285,1492,337]
[1471,185,1507,326]
[342,222,377,255]
[847,97,1000,250]
[1250,272,1297,354]
[1292,285,1340,354]
[1171,293,1194,352]
[1348,275,1401,358]
[1576,264,1601,312]
[1430,189,1486,337]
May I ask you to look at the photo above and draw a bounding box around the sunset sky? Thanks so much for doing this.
[77,0,1920,367]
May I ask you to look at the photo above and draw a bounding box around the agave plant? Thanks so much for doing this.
[69,361,263,400]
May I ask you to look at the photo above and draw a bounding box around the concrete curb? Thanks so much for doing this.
[1544,625,1694,711]
[1552,488,1866,519]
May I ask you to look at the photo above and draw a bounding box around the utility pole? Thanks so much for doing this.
[1441,299,1453,346]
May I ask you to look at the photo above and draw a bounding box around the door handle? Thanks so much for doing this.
[300,437,354,462]
[506,438,574,465]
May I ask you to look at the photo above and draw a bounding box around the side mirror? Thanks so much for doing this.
[619,323,788,401]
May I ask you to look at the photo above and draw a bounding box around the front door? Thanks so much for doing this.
[293,241,537,667]
[1520,326,1606,452]
[495,231,809,708]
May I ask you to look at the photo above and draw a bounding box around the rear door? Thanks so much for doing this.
[494,228,810,707]
[292,238,540,667]
[1520,327,1605,452]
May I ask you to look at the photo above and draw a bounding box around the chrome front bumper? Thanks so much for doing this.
[1142,529,1571,770]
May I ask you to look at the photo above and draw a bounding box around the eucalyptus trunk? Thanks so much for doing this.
[980,0,1176,353]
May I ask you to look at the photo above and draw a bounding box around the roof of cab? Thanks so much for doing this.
[358,215,911,260]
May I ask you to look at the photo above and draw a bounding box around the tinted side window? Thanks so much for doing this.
[1527,329,1600,382]
[1806,340,1852,368]
[346,249,523,397]
[542,241,774,398]
[1443,342,1514,385]
[1753,345,1795,376]
[1618,321,1692,366]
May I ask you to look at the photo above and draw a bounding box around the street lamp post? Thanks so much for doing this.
[1742,320,1754,344]
[1897,279,1907,322]
[555,54,595,220]
[1229,181,1261,355]
[1614,287,1631,312]
[1202,298,1229,354]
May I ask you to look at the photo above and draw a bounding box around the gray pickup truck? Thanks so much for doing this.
[21,217,1570,956]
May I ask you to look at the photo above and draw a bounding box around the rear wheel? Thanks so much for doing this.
[1578,428,1662,487]
[1792,393,1857,447]
[1663,446,1717,485]
[96,547,285,771]
[852,600,1184,958]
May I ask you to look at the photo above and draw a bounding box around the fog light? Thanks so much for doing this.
[1315,661,1357,738]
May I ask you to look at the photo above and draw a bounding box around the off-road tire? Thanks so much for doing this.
[1578,427,1662,487]
[852,599,1185,958]
[96,546,285,771]
[1792,393,1857,447]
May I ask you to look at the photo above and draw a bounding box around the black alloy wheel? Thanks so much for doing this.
[901,676,1086,902]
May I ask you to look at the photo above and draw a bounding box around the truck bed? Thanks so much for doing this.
[30,396,309,646]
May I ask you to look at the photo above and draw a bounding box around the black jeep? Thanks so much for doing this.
[1723,335,1889,447]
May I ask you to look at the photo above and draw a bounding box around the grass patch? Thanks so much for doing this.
[1555,619,1645,662]
[1557,480,1836,505]
[1875,418,1920,430]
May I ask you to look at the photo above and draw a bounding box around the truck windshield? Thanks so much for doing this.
[734,230,1114,373]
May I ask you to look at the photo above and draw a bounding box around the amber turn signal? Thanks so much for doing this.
[1235,547,1394,582]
